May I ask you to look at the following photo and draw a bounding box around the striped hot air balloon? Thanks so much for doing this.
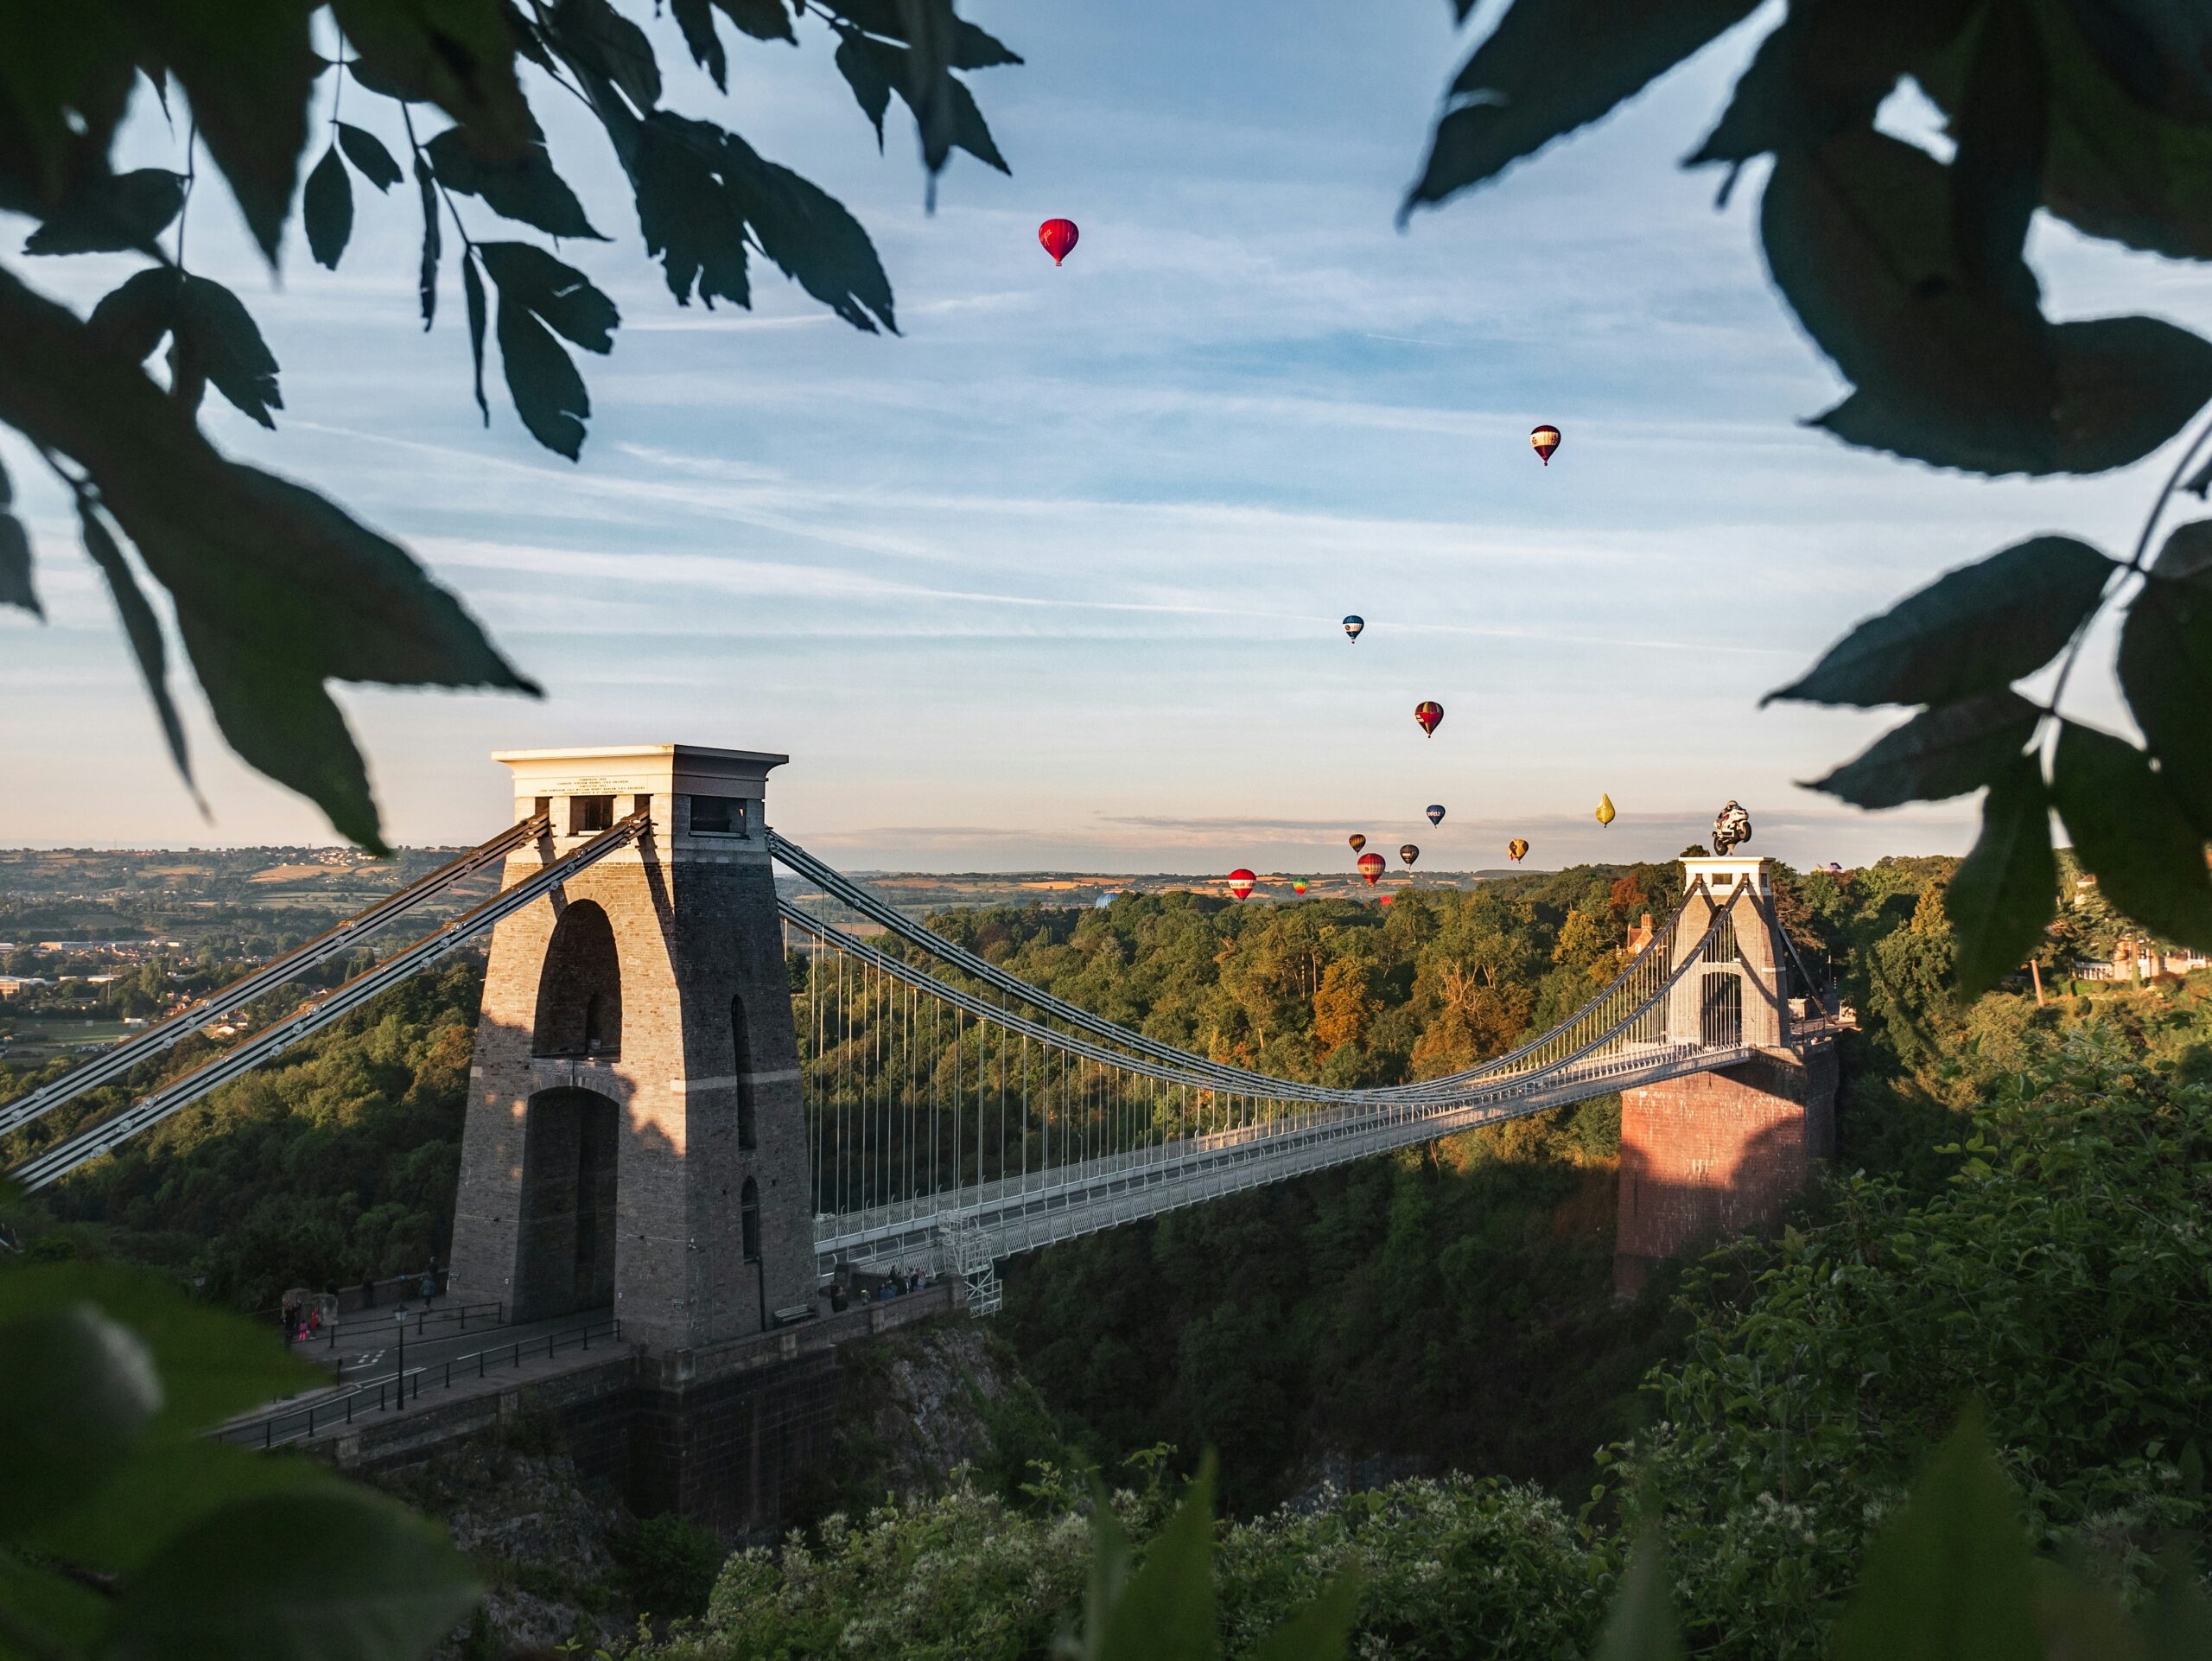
[1293,880,1309,895]
[1343,614,1364,641]
[1357,851,1386,886]
[1348,833,1367,853]
[1414,701,1443,737]
[1039,218,1078,265]
[1227,868,1255,901]
[1594,793,1616,826]
[1508,837,1529,862]
[1531,424,1560,465]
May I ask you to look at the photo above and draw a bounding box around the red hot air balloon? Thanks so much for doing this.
[1357,851,1386,886]
[1378,893,1395,907]
[1227,868,1255,901]
[1039,218,1079,266]
[1531,424,1560,465]
[1293,880,1309,895]
[1348,833,1367,853]
[1414,701,1444,737]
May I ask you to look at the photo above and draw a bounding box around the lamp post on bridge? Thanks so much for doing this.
[391,1308,406,1410]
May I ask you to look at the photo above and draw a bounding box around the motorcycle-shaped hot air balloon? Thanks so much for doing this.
[1348,833,1367,854]
[1039,218,1078,265]
[1227,868,1255,901]
[1425,804,1446,826]
[1531,424,1560,465]
[1357,850,1386,886]
[1507,837,1529,863]
[1342,615,1364,642]
[1414,701,1444,737]
[1399,843,1420,868]
[1594,793,1616,826]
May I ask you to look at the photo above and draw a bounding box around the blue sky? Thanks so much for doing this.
[2,0,2199,870]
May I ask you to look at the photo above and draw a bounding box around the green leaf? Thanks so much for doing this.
[0,264,537,849]
[1404,0,1759,213]
[173,275,283,428]
[2049,316,2212,474]
[1763,130,2058,475]
[0,1304,162,1534]
[671,0,731,89]
[1948,752,2057,998]
[631,112,895,331]
[0,455,38,619]
[0,1264,315,1437]
[1948,0,2048,290]
[137,2,319,262]
[335,122,402,191]
[892,0,959,177]
[1766,537,2113,708]
[334,0,533,155]
[463,251,490,423]
[86,268,182,366]
[0,1549,111,1658]
[22,168,186,256]
[1249,1571,1362,1661]
[103,1489,481,1661]
[1592,1533,1687,1661]
[32,1439,353,1575]
[2034,0,2212,262]
[476,241,617,350]
[834,30,896,147]
[1807,690,2041,807]
[302,143,353,270]
[1096,1460,1217,1661]
[2065,0,2212,124]
[415,151,441,328]
[479,242,614,458]
[548,0,662,111]
[2142,1547,2212,1661]
[2120,520,2212,833]
[715,0,798,44]
[823,0,1020,69]
[78,499,191,783]
[426,124,602,239]
[2051,719,2212,951]
[1688,0,1974,167]
[1831,1413,2042,1661]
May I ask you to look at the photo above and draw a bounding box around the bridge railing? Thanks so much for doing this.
[222,1318,624,1449]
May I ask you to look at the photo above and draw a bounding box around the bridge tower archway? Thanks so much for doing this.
[1618,854,1837,1299]
[448,745,814,1352]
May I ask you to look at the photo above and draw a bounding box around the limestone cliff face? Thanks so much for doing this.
[823,1318,1048,1508]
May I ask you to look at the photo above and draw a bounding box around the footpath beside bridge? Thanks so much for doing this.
[9,741,1842,1531]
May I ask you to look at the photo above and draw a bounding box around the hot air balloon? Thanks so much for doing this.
[1343,614,1364,642]
[1508,837,1529,862]
[1594,793,1616,827]
[1293,880,1309,896]
[1399,843,1420,868]
[1531,424,1560,465]
[1414,701,1444,737]
[1039,218,1078,266]
[1357,851,1385,886]
[1425,804,1446,826]
[1378,893,1395,907]
[1227,868,1255,901]
[1348,833,1367,854]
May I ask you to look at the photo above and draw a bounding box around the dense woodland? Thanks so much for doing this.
[5,852,2209,1653]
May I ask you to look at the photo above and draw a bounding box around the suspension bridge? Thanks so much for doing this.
[4,743,1840,1335]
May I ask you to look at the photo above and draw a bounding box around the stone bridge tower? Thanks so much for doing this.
[1613,855,1839,1296]
[447,745,815,1352]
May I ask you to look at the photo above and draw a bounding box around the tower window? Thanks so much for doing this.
[741,1179,762,1263]
[570,795,615,835]
[691,795,743,836]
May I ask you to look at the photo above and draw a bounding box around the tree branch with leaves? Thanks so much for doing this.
[1404,0,2212,996]
[0,0,1017,851]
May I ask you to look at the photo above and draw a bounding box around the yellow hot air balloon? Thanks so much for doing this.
[1594,793,1616,827]
[1507,837,1529,862]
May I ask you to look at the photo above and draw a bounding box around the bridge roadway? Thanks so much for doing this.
[814,1033,1766,1274]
